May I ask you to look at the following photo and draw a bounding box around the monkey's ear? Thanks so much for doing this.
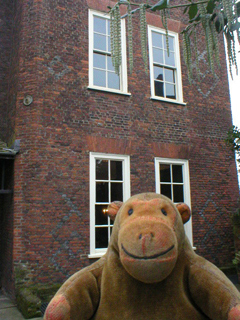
[107,201,123,221]
[176,203,191,224]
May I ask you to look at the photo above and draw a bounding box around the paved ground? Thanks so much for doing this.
[0,293,43,320]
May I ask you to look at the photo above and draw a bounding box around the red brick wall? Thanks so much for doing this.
[6,0,239,287]
[0,0,14,142]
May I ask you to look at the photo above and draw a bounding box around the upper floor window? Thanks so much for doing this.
[148,26,184,104]
[88,10,128,94]
[89,152,130,257]
[155,158,192,245]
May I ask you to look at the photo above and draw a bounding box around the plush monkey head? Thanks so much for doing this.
[108,193,191,284]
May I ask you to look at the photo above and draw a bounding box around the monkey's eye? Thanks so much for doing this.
[161,208,167,216]
[128,208,133,216]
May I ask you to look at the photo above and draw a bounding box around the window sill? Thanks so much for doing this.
[150,96,187,106]
[88,252,106,259]
[88,86,131,96]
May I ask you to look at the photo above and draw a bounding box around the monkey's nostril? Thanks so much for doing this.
[151,232,154,238]
[139,234,142,240]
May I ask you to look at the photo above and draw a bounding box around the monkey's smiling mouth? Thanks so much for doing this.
[121,244,174,260]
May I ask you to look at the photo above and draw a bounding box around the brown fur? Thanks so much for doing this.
[44,193,240,320]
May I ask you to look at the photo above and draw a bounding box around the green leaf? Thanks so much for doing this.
[230,21,240,32]
[150,0,169,12]
[237,2,240,18]
[215,12,224,33]
[189,13,201,23]
[188,4,198,21]
[206,0,215,14]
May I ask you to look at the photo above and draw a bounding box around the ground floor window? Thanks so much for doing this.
[154,158,193,245]
[89,152,130,257]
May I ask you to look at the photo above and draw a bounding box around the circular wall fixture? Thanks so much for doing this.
[23,95,33,106]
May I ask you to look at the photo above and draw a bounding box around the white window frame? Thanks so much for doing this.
[88,10,129,95]
[89,152,131,258]
[155,158,193,246]
[148,25,184,104]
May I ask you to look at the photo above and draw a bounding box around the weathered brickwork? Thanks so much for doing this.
[0,0,14,142]
[0,0,238,295]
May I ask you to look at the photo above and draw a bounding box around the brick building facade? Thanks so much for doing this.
[0,0,239,299]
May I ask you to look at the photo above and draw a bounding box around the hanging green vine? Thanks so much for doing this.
[193,28,200,81]
[110,4,122,75]
[183,30,192,83]
[140,4,148,72]
[161,8,169,55]
[127,3,134,73]
[108,0,240,81]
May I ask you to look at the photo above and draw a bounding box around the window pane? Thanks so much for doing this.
[93,53,106,69]
[108,72,120,90]
[161,184,172,200]
[155,81,164,97]
[153,48,163,64]
[152,32,163,48]
[154,66,164,81]
[96,227,108,248]
[173,185,184,203]
[93,69,106,87]
[96,182,108,202]
[110,161,122,180]
[94,33,107,51]
[165,51,175,67]
[107,56,115,71]
[163,35,174,51]
[95,205,108,225]
[107,36,111,52]
[111,182,123,202]
[172,165,183,183]
[160,164,171,182]
[166,83,176,99]
[96,159,108,180]
[165,69,175,83]
[94,16,106,34]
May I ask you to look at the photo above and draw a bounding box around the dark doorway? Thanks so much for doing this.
[0,157,14,294]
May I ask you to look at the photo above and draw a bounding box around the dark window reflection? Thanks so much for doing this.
[95,205,108,225]
[96,227,108,248]
[173,185,184,203]
[161,184,172,199]
[111,161,122,180]
[154,66,164,80]
[172,165,183,183]
[160,164,171,182]
[96,182,108,202]
[111,182,123,201]
[96,160,108,180]
[155,81,164,97]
